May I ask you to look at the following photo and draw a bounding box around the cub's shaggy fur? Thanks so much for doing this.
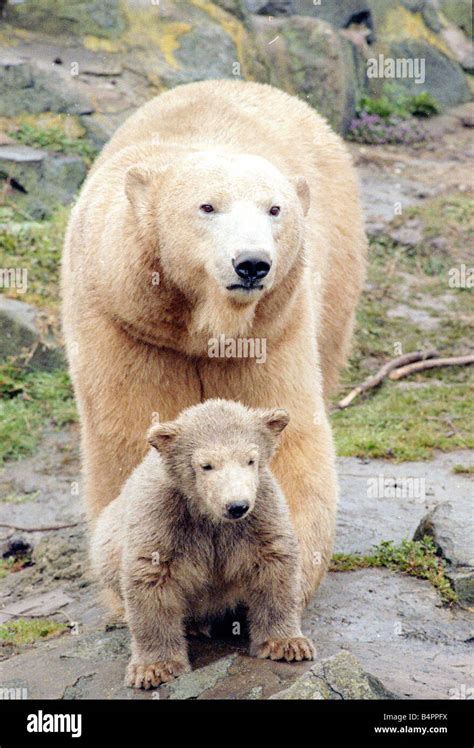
[90,399,314,689]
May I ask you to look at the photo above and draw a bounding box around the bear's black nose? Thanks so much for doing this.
[233,252,271,283]
[226,501,250,519]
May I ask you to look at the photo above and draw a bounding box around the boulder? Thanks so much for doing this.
[0,57,93,118]
[0,143,86,218]
[270,651,399,699]
[159,650,399,699]
[122,1,267,88]
[387,39,471,107]
[0,297,65,370]
[5,0,127,38]
[414,497,474,604]
[251,15,361,132]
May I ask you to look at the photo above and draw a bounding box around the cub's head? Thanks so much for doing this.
[125,151,309,335]
[147,399,289,523]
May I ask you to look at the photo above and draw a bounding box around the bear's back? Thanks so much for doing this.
[91,79,346,182]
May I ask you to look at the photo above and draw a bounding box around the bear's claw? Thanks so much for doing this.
[255,636,315,662]
[125,659,190,689]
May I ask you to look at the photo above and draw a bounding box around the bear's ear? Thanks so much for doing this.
[125,165,165,216]
[259,408,290,436]
[147,421,180,453]
[291,176,310,216]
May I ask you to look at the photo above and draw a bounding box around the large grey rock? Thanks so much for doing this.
[270,651,398,699]
[383,40,471,108]
[245,0,373,30]
[119,1,267,91]
[5,0,126,38]
[251,15,360,132]
[0,143,86,218]
[0,58,93,117]
[414,496,474,604]
[0,589,74,625]
[0,297,65,370]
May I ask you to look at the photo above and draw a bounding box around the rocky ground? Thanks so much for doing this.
[0,425,472,700]
[0,0,473,702]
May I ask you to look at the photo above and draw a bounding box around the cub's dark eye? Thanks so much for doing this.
[200,204,215,214]
[248,459,254,466]
[269,206,280,216]
[202,464,213,471]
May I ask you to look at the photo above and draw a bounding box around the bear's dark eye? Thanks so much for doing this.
[202,464,213,471]
[248,459,254,466]
[200,204,215,214]
[269,206,280,216]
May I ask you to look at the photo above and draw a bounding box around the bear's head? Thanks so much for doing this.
[125,150,309,338]
[147,399,289,523]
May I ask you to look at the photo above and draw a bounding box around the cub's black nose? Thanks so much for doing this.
[226,501,250,519]
[233,252,271,283]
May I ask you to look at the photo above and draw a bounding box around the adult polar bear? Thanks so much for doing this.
[62,80,367,604]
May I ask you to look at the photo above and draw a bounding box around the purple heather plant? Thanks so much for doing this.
[348,111,427,145]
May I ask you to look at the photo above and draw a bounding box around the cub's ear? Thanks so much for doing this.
[291,175,310,216]
[259,408,290,436]
[147,421,180,453]
[125,165,166,215]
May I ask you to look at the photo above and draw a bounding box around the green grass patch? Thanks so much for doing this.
[0,206,69,308]
[452,464,474,475]
[0,618,67,646]
[0,490,39,504]
[8,122,97,165]
[0,364,77,464]
[333,383,473,461]
[334,192,473,460]
[331,537,457,604]
[357,89,440,120]
[0,557,15,579]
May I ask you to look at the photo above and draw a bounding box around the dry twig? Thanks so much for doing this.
[335,349,439,410]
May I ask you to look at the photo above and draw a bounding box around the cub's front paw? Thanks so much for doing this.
[254,636,315,662]
[125,658,190,689]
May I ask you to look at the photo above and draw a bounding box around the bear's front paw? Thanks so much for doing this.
[254,636,315,662]
[125,658,190,689]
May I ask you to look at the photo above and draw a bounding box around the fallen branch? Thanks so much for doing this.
[335,349,439,410]
[0,521,84,533]
[388,354,474,381]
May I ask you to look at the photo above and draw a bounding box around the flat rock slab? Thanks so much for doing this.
[0,589,74,625]
[0,144,46,163]
[304,568,473,700]
[336,451,473,556]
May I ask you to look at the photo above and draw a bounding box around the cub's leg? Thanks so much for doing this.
[123,557,190,689]
[246,543,315,663]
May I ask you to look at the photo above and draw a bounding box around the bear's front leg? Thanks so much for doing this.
[246,549,315,663]
[271,415,338,606]
[122,558,190,689]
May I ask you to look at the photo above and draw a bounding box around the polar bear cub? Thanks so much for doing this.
[90,398,314,689]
